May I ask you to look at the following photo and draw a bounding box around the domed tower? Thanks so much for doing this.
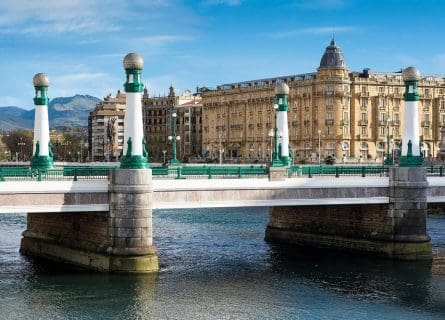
[31,73,54,170]
[316,39,350,160]
[120,52,149,168]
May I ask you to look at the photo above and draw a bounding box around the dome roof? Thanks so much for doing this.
[402,66,421,81]
[123,52,144,70]
[319,39,346,68]
[274,82,289,95]
[33,73,49,87]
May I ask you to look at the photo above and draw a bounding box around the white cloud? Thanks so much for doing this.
[202,0,243,6]
[268,26,358,38]
[0,0,124,34]
[137,35,195,46]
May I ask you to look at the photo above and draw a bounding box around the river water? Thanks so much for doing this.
[0,208,444,320]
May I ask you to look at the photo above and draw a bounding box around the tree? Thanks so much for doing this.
[2,130,33,161]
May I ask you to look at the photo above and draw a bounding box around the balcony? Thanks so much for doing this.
[291,121,299,127]
[340,120,349,126]
[325,119,334,125]
[379,120,388,126]
[358,120,368,126]
[421,121,431,127]
[359,92,369,97]
[392,120,400,126]
[248,124,254,129]
[304,120,311,126]
[257,123,263,129]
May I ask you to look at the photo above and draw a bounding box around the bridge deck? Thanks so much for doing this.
[0,177,444,212]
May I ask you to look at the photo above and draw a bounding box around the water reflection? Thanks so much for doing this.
[0,209,444,319]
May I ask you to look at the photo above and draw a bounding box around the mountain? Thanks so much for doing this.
[0,95,101,131]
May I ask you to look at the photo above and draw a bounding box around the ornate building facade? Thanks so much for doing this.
[201,39,445,163]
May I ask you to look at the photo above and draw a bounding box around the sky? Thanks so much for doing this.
[1,0,445,109]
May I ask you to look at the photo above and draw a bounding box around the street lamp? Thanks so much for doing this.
[162,150,167,165]
[317,129,321,165]
[268,129,274,160]
[384,116,393,165]
[17,137,26,162]
[218,133,223,165]
[168,107,180,166]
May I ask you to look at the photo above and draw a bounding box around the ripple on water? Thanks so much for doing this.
[0,209,444,319]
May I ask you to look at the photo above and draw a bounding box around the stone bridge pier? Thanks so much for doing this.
[20,169,159,272]
[265,166,432,260]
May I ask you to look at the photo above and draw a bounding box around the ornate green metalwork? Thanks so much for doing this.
[276,93,289,112]
[33,86,49,105]
[399,140,423,167]
[120,137,149,169]
[403,80,420,102]
[124,69,144,93]
[31,141,54,170]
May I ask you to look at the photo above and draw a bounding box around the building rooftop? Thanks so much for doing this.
[319,38,346,69]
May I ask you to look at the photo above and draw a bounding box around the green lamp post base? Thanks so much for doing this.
[399,155,423,167]
[31,156,54,171]
[120,155,149,169]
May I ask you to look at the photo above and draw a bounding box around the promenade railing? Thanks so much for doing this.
[1,164,445,182]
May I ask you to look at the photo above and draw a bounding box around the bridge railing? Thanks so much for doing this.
[286,165,389,178]
[151,165,268,179]
[2,164,445,182]
[0,166,113,182]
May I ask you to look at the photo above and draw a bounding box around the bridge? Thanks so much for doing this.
[1,174,445,212]
[0,165,441,273]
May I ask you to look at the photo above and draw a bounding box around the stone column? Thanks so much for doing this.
[387,166,432,260]
[108,168,158,272]
[31,73,54,170]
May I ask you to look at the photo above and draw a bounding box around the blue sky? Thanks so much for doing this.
[1,0,444,109]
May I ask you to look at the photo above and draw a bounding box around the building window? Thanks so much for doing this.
[326,97,333,107]
[380,126,386,137]
[423,127,429,137]
[360,142,368,159]
[440,101,445,110]
[361,112,367,121]
[361,98,367,108]
[326,112,333,120]
[380,97,385,108]
[377,142,385,159]
[379,112,386,122]
[327,85,333,93]
[327,126,333,136]
[379,87,384,93]
[361,126,367,136]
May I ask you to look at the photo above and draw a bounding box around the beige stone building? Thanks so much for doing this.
[201,40,445,163]
[88,91,126,161]
[143,87,203,163]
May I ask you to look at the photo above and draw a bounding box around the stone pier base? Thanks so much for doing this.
[20,169,159,273]
[266,194,432,260]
